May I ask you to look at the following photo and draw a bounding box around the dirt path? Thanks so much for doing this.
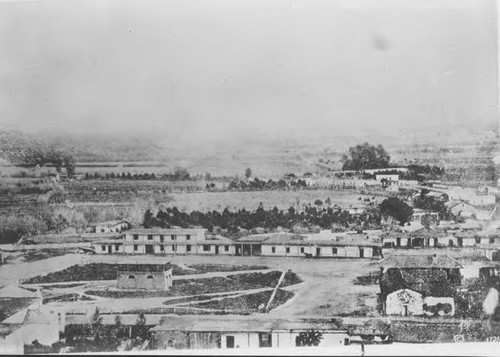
[1,253,383,320]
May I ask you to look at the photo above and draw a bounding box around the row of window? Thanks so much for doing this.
[269,246,338,254]
[131,244,231,252]
[133,234,191,241]
[102,244,121,251]
[100,228,121,233]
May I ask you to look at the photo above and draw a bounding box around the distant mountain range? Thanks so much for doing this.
[0,122,498,178]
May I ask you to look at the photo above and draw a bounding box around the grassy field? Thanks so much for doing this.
[0,297,36,321]
[23,263,271,284]
[84,272,300,298]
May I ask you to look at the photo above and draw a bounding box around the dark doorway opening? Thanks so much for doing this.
[226,336,235,348]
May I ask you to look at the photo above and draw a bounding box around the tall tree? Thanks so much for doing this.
[380,197,413,226]
[245,168,252,179]
[90,307,103,343]
[143,209,154,228]
[342,143,391,171]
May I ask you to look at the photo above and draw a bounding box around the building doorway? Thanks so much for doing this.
[403,305,408,316]
[316,247,321,257]
[259,333,272,348]
[145,245,154,254]
[215,245,219,255]
[226,336,235,349]
[107,245,112,254]
[251,244,261,256]
[359,248,364,258]
[242,244,251,256]
[396,238,401,247]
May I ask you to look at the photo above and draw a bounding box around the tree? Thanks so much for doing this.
[342,143,391,171]
[90,307,103,343]
[64,154,76,178]
[379,197,413,226]
[413,195,450,220]
[245,168,252,179]
[112,315,124,341]
[143,209,154,228]
[421,214,438,229]
[295,329,323,346]
[314,199,323,206]
[133,312,149,342]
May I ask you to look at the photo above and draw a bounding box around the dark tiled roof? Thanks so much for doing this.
[238,233,382,247]
[379,254,462,269]
[125,228,206,235]
[152,315,346,333]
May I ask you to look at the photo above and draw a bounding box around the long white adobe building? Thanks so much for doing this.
[92,227,382,259]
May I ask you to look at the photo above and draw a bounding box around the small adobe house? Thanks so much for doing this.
[150,315,350,350]
[379,254,462,317]
[116,264,173,290]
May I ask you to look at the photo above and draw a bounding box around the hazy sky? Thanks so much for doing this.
[0,0,498,145]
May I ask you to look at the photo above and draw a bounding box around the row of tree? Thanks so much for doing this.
[143,194,452,232]
[83,170,190,181]
[143,204,383,233]
[226,177,308,191]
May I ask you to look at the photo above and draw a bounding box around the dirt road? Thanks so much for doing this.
[1,253,382,319]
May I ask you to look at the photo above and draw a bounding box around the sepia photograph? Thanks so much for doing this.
[0,0,500,355]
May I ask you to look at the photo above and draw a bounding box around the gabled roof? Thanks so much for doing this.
[261,233,308,245]
[236,234,274,243]
[237,232,382,247]
[94,220,129,227]
[91,238,124,245]
[152,315,346,333]
[23,309,52,325]
[199,235,234,244]
[125,227,206,235]
[379,254,463,269]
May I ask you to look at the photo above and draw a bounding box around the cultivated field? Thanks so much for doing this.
[62,183,374,211]
[167,189,374,211]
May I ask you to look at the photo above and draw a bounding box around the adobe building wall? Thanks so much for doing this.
[117,269,172,290]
